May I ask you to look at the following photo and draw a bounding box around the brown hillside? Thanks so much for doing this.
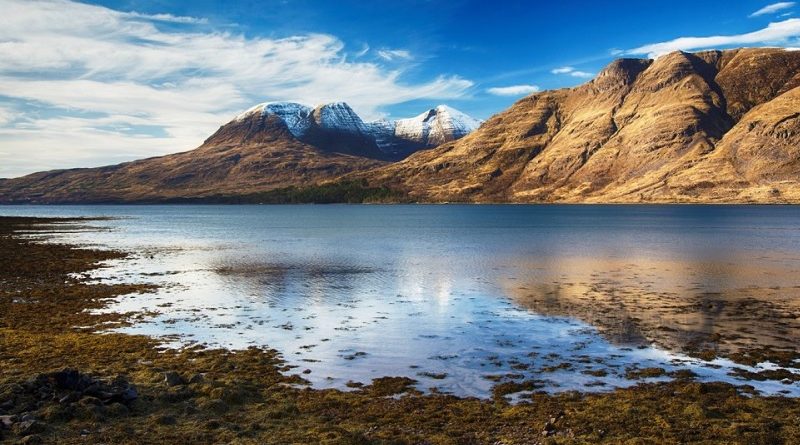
[0,114,384,203]
[359,48,800,203]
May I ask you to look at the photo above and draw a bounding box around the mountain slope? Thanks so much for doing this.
[359,48,800,203]
[0,114,385,203]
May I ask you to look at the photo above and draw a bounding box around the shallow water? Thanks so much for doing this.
[3,204,800,398]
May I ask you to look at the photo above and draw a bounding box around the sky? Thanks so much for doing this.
[1,1,800,177]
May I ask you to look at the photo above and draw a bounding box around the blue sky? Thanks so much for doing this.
[89,0,800,117]
[1,0,800,177]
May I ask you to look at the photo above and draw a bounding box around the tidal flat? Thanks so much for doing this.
[1,210,800,444]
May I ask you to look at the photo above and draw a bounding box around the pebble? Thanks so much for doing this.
[0,415,16,429]
[13,419,44,436]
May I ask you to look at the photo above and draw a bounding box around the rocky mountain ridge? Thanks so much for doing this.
[357,47,800,203]
[226,102,482,160]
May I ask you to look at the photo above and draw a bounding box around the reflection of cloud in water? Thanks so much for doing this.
[212,259,374,306]
[94,246,800,399]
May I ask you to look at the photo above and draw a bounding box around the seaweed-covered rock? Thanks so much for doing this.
[12,419,45,436]
[7,369,138,415]
[163,371,185,387]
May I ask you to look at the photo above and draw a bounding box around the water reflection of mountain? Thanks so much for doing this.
[504,256,800,359]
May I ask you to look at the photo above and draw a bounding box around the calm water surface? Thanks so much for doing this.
[3,205,800,399]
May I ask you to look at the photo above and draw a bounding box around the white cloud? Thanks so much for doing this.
[626,18,800,57]
[486,84,540,96]
[0,0,472,177]
[551,66,593,78]
[376,49,413,61]
[0,107,11,126]
[355,43,370,57]
[122,11,209,24]
[0,115,189,177]
[750,2,795,18]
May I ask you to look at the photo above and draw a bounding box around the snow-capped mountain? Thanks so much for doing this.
[395,105,482,145]
[230,101,482,160]
[311,102,372,135]
[373,105,483,157]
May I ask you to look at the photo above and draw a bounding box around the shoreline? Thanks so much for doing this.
[1,216,799,444]
[2,201,800,206]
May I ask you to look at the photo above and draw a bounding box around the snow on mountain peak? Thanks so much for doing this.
[433,105,482,132]
[393,105,482,148]
[311,102,369,135]
[234,101,312,137]
[228,100,481,158]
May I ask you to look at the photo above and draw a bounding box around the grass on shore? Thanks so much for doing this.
[155,179,411,204]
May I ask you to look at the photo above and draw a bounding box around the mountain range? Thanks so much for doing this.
[225,101,482,160]
[0,47,799,204]
[0,103,480,203]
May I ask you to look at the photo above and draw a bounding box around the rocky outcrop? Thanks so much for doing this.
[0,368,139,438]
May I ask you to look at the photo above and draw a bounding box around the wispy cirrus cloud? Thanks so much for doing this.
[0,0,471,178]
[376,49,413,61]
[550,66,593,78]
[122,11,209,24]
[355,43,370,57]
[626,18,800,57]
[486,84,540,96]
[749,2,795,18]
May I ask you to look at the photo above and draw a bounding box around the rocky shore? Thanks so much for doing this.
[1,216,799,444]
